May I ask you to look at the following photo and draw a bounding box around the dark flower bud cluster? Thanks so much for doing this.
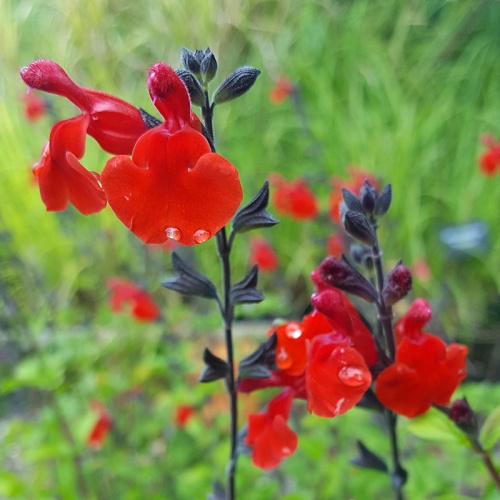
[181,47,217,85]
[340,181,392,247]
[178,47,260,108]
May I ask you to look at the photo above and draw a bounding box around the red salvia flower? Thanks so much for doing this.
[20,59,148,155]
[329,166,379,223]
[32,114,106,215]
[249,236,279,272]
[269,173,318,221]
[88,400,113,450]
[305,334,372,418]
[478,134,500,177]
[21,90,46,122]
[101,63,242,246]
[269,77,295,104]
[245,388,298,469]
[174,405,195,428]
[107,278,160,322]
[375,299,468,418]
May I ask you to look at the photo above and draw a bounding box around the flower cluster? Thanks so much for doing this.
[240,180,469,470]
[21,58,243,246]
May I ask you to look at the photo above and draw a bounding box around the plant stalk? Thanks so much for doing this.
[202,89,239,500]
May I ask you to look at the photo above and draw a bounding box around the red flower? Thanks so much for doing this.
[245,388,298,469]
[87,401,112,449]
[329,166,379,223]
[269,173,318,221]
[375,299,468,418]
[478,134,500,177]
[21,91,46,122]
[305,335,372,417]
[269,77,295,104]
[101,63,242,246]
[174,405,195,428]
[20,59,148,155]
[32,114,106,215]
[107,278,160,322]
[249,236,279,272]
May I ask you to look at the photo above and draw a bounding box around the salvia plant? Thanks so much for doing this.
[20,47,500,499]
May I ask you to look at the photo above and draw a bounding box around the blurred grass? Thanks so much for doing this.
[1,0,500,498]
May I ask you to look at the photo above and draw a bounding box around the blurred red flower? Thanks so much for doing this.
[32,114,106,215]
[249,236,279,272]
[375,299,468,418]
[269,173,318,221]
[21,59,148,155]
[107,278,160,322]
[88,401,112,450]
[478,134,500,177]
[326,232,344,257]
[245,388,297,469]
[21,91,46,122]
[269,77,295,104]
[101,63,242,246]
[174,405,195,428]
[329,166,379,223]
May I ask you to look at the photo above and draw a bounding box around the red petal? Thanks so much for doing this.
[49,114,89,163]
[102,127,242,245]
[306,339,371,417]
[375,363,431,418]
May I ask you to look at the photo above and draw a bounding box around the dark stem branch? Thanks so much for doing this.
[370,219,405,499]
[385,410,406,500]
[202,93,238,500]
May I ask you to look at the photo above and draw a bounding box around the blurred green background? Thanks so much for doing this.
[1,0,500,498]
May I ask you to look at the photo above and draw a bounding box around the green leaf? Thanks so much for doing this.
[479,405,500,451]
[406,408,471,448]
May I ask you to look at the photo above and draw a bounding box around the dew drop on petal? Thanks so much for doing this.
[193,229,211,244]
[165,227,182,241]
[337,366,369,387]
[285,324,302,339]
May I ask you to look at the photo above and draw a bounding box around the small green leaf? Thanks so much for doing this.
[479,405,500,451]
[406,408,471,448]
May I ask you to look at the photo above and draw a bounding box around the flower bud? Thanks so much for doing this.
[342,211,376,247]
[200,48,218,84]
[359,180,378,214]
[382,261,412,306]
[448,398,478,436]
[350,244,374,271]
[374,184,392,217]
[180,47,201,75]
[318,256,378,303]
[213,66,261,105]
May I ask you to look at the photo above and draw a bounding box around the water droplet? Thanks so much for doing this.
[338,366,368,387]
[276,346,293,370]
[285,324,302,339]
[124,195,130,201]
[193,229,211,244]
[165,227,181,241]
